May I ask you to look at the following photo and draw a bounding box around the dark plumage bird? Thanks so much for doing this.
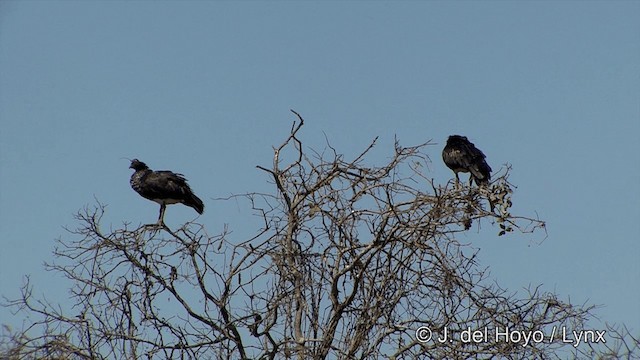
[129,159,204,225]
[442,135,492,186]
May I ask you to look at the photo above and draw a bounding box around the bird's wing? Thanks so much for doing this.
[443,145,474,170]
[460,142,492,180]
[461,141,486,161]
[141,171,195,200]
[443,140,492,180]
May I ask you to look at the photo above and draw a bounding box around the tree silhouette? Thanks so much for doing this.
[2,111,638,359]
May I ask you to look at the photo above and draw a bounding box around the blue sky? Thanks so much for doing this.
[1,0,639,338]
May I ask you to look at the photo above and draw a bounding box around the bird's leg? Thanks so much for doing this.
[454,173,461,189]
[158,204,166,225]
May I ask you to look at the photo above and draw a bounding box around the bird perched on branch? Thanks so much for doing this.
[129,159,204,225]
[442,135,492,186]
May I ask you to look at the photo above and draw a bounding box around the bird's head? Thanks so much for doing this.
[447,135,468,144]
[129,159,149,171]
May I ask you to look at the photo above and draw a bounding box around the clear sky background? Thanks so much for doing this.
[1,1,639,339]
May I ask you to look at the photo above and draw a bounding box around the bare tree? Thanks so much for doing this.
[2,111,638,359]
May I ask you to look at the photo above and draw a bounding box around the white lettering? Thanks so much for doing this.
[461,327,487,343]
[532,330,544,343]
[573,330,583,347]
[519,330,531,347]
[509,329,522,344]
[461,327,472,343]
[562,327,573,344]
[495,326,509,342]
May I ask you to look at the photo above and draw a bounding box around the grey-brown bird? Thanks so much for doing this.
[442,135,492,186]
[129,159,204,225]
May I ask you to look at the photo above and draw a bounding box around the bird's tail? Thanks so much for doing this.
[186,194,205,215]
[473,175,491,187]
[471,162,492,186]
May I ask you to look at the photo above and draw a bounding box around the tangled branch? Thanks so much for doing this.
[2,111,636,359]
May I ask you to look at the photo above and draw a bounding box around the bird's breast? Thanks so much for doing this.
[130,172,145,193]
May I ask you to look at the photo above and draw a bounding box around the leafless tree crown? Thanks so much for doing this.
[2,111,638,359]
